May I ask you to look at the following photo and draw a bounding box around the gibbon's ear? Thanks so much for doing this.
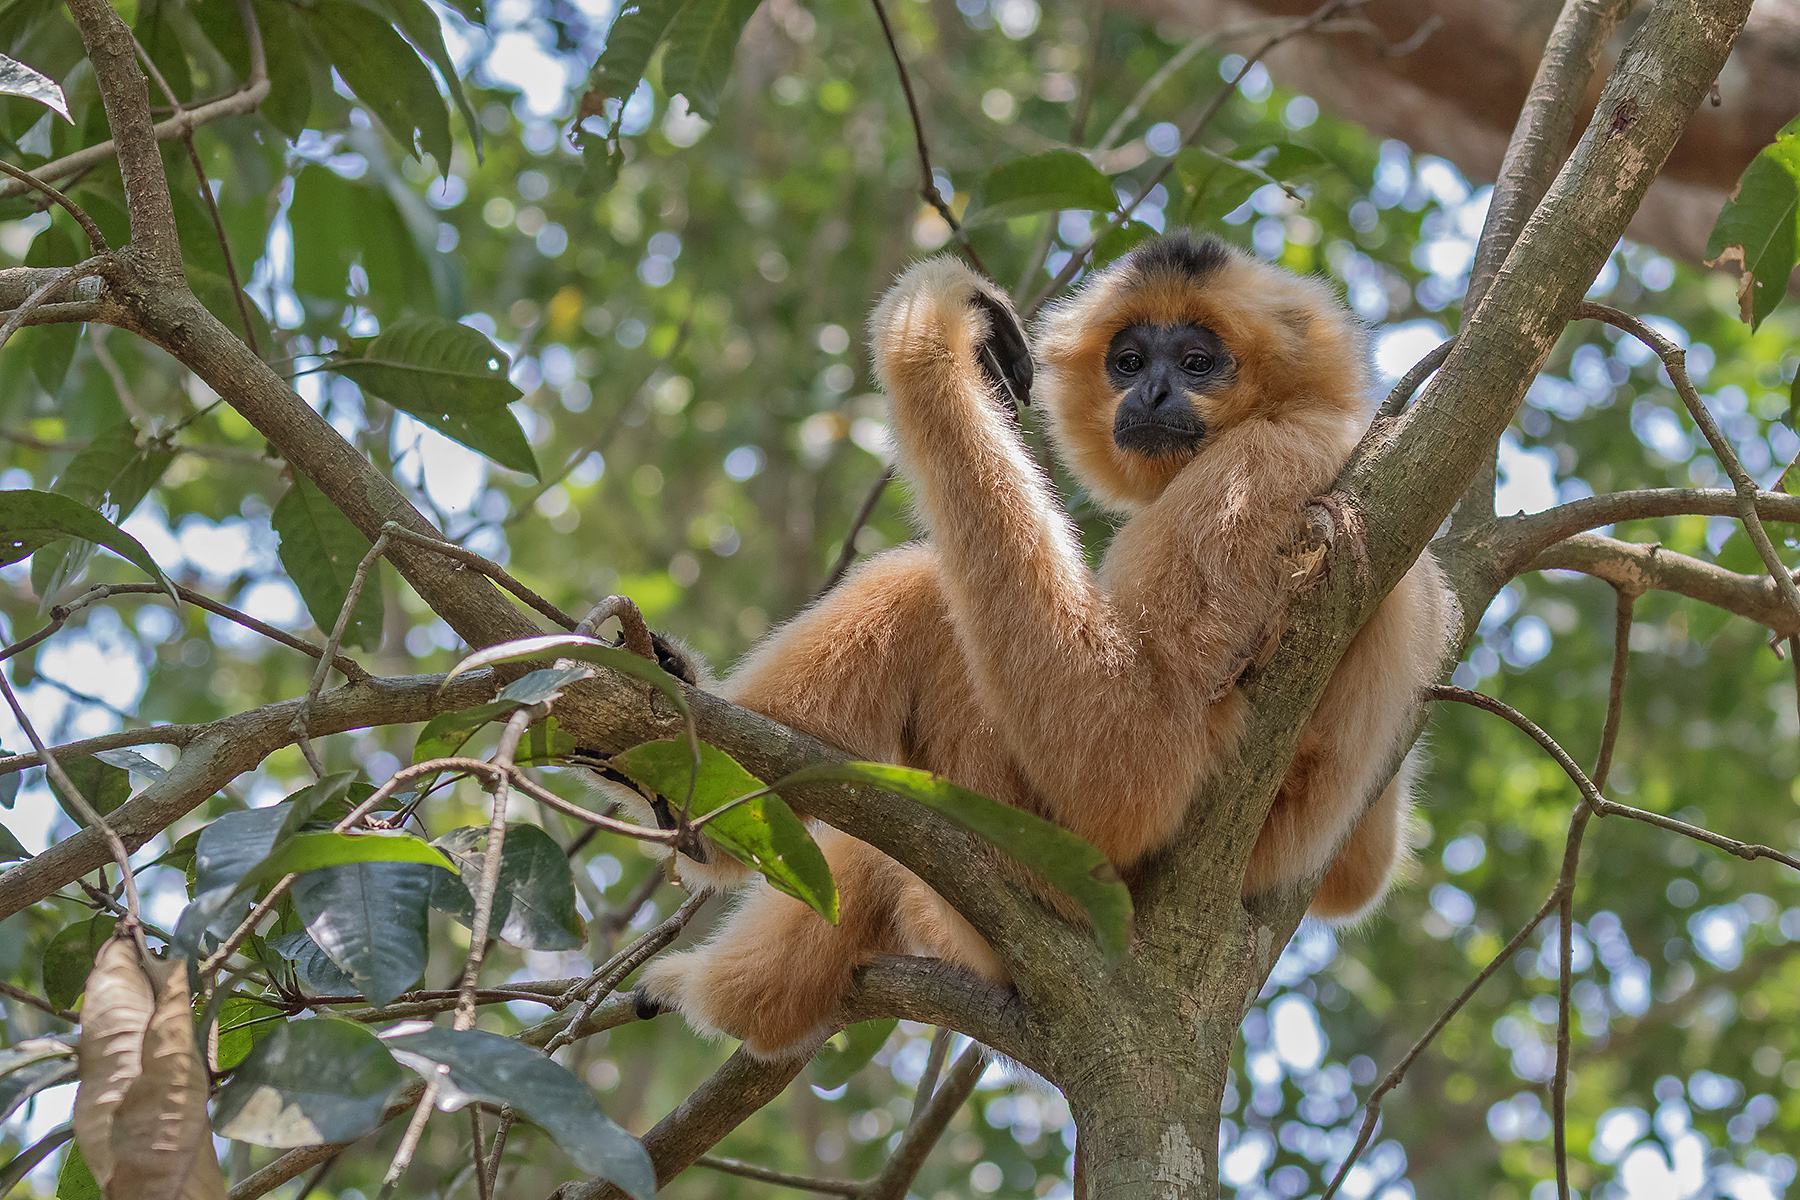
[1034,230,1371,510]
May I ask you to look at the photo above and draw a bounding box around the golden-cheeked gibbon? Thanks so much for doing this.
[602,231,1453,1060]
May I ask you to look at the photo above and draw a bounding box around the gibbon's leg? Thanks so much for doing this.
[590,545,949,892]
[1310,756,1414,919]
[635,826,909,1059]
[1244,553,1451,910]
[870,259,1350,869]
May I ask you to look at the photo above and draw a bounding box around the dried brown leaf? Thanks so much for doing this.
[108,963,211,1200]
[73,935,154,1190]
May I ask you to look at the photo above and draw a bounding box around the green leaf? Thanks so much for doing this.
[0,1035,75,1076]
[429,823,585,949]
[271,473,383,651]
[187,264,273,353]
[964,150,1119,227]
[56,1140,100,1200]
[659,0,761,121]
[329,316,535,477]
[501,666,594,705]
[213,1018,405,1146]
[350,0,481,156]
[30,418,174,600]
[779,761,1133,967]
[0,1053,75,1120]
[213,995,284,1071]
[23,220,77,397]
[173,801,309,956]
[811,1018,897,1089]
[289,166,438,315]
[0,50,68,121]
[267,931,355,993]
[291,860,435,1007]
[297,0,451,164]
[514,716,577,767]
[0,753,17,807]
[586,0,683,108]
[1090,219,1158,269]
[134,0,192,102]
[41,915,115,1009]
[610,739,837,922]
[0,488,177,599]
[192,0,311,139]
[1176,150,1262,224]
[386,1027,655,1200]
[444,634,690,720]
[93,747,165,779]
[0,1125,72,1194]
[45,755,131,827]
[257,830,456,878]
[1706,115,1800,330]
[411,699,522,764]
[0,821,26,860]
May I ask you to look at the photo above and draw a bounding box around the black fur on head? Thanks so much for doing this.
[1116,230,1232,289]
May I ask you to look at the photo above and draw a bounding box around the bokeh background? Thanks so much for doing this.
[1,0,1797,1195]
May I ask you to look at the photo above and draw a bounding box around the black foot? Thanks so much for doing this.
[633,989,664,1021]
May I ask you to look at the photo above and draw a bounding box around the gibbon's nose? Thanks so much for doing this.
[1143,364,1181,410]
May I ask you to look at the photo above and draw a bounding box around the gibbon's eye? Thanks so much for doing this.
[1181,351,1214,375]
[1115,350,1145,374]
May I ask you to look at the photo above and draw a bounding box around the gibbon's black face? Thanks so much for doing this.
[1106,322,1232,458]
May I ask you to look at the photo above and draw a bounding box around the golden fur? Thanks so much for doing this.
[629,235,1453,1059]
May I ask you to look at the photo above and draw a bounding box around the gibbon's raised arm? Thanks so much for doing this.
[868,252,1366,867]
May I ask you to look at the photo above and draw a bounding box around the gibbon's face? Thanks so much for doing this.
[1036,230,1367,512]
[1104,322,1233,459]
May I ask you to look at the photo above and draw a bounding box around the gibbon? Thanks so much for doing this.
[610,232,1452,1059]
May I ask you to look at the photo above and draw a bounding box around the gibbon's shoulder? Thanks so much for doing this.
[1035,230,1371,420]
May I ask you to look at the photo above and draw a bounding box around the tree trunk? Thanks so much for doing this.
[1108,0,1800,270]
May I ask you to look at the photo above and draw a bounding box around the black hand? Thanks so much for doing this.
[968,288,1033,413]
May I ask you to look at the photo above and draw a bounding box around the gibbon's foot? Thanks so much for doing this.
[649,631,704,686]
[968,287,1033,414]
[632,987,664,1022]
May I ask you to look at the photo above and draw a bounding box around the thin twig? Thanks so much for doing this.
[860,1042,987,1200]
[696,1155,862,1196]
[470,1107,492,1200]
[0,664,140,921]
[595,865,666,946]
[868,0,987,277]
[1026,0,1358,317]
[136,19,260,352]
[88,326,146,419]
[379,1080,441,1200]
[0,160,107,253]
[548,892,706,1056]
[0,258,109,355]
[0,580,365,680]
[575,595,655,658]
[292,531,390,776]
[1426,684,1800,870]
[1376,337,1456,420]
[911,1027,952,1114]
[1553,588,1632,1199]
[817,466,894,598]
[0,978,78,1022]
[455,705,542,1030]
[379,522,576,631]
[1575,303,1800,624]
[1323,886,1562,1198]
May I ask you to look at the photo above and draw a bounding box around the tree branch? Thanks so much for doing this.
[1526,532,1800,638]
[1500,487,1800,566]
[0,671,498,919]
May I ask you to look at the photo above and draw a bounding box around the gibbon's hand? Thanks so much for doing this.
[968,287,1033,415]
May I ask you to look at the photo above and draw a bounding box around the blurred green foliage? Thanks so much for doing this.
[0,0,1796,1196]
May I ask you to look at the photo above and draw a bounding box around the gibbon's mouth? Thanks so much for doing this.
[1114,417,1205,458]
